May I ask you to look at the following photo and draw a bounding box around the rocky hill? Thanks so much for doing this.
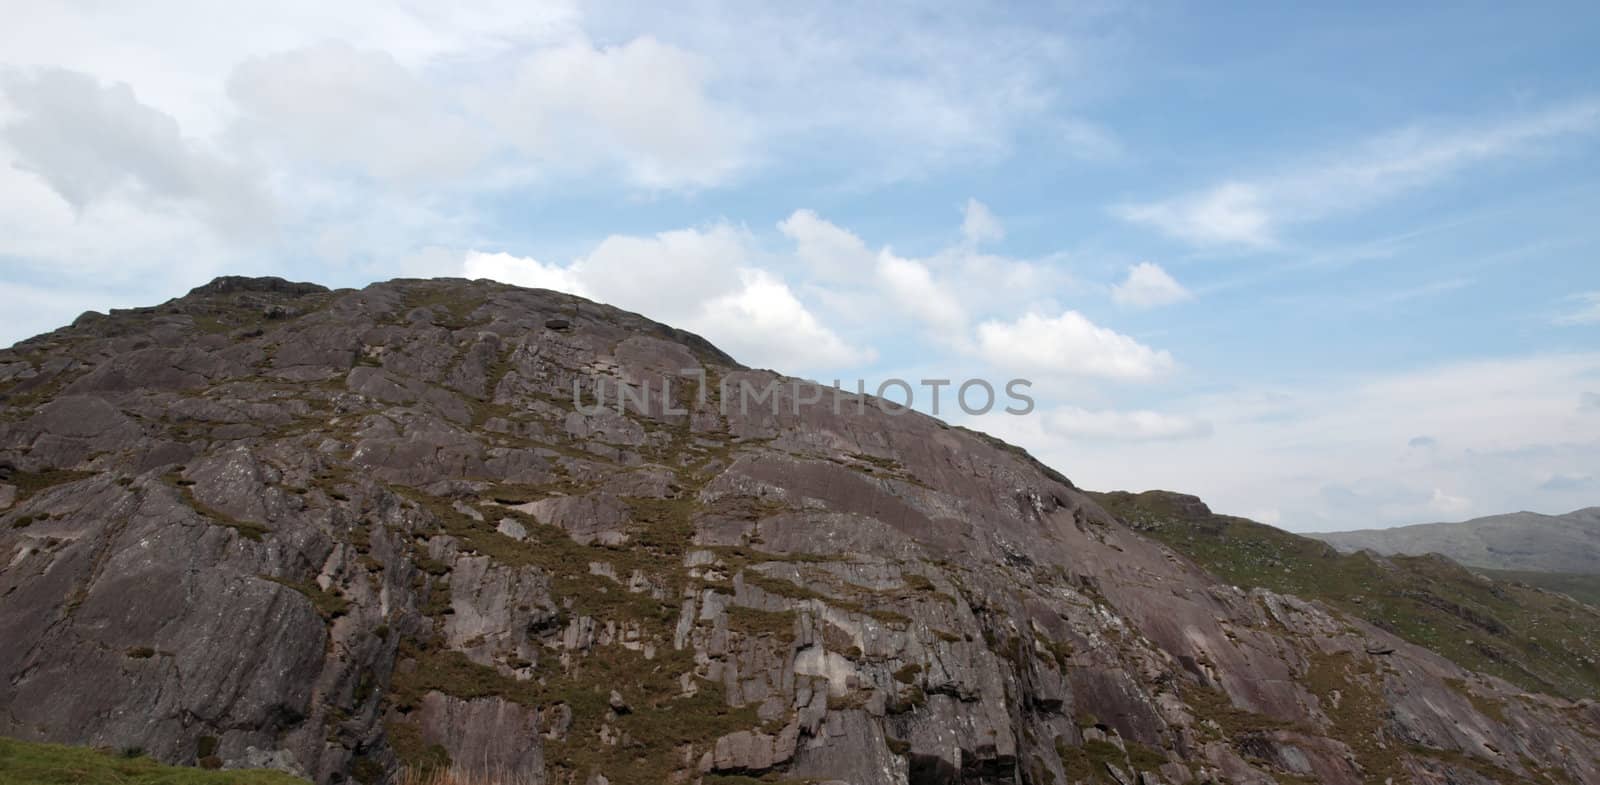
[3,277,1599,785]
[1309,508,1600,575]
[1093,490,1600,701]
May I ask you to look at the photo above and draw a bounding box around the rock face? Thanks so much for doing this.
[1,277,1598,785]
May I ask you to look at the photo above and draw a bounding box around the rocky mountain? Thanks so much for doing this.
[1093,490,1600,702]
[1309,508,1600,575]
[3,276,1599,785]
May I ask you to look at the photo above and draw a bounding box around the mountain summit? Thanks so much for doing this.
[2,277,1597,785]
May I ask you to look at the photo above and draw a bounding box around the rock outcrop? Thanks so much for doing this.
[2,277,1597,785]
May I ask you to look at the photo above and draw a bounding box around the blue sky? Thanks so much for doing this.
[2,1,1598,530]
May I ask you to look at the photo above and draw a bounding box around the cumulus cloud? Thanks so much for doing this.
[777,205,1075,339]
[0,67,269,236]
[777,209,875,282]
[462,251,588,296]
[572,224,754,320]
[1111,262,1192,308]
[876,252,968,333]
[452,202,1107,375]
[692,269,876,371]
[975,311,1175,380]
[1119,98,1600,247]
[456,225,871,375]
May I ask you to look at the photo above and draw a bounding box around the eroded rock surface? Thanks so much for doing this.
[1,277,1597,785]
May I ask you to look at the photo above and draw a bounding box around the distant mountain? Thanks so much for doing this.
[1308,507,1600,574]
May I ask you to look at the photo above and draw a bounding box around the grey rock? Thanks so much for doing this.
[0,276,1594,785]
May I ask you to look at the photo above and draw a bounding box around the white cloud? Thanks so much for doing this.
[227,42,492,182]
[0,3,1105,347]
[572,224,752,321]
[1119,98,1600,247]
[1111,262,1192,308]
[0,1,581,137]
[777,206,1071,339]
[876,252,967,333]
[612,5,1081,184]
[960,198,1004,245]
[1045,406,1211,441]
[691,269,876,372]
[462,251,588,296]
[0,67,270,236]
[456,225,872,375]
[451,203,1094,375]
[975,310,1175,380]
[1553,291,1600,325]
[226,34,748,191]
[1116,182,1274,247]
[777,209,875,281]
[481,36,750,189]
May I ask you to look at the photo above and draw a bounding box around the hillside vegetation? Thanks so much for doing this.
[1092,490,1600,701]
[1475,568,1600,607]
[0,738,307,785]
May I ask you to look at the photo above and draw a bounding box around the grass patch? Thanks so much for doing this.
[261,576,349,621]
[5,469,94,506]
[1056,738,1133,783]
[1475,568,1600,608]
[0,737,307,785]
[726,606,798,640]
[163,472,271,542]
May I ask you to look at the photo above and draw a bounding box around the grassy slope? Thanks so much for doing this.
[0,738,307,785]
[1090,490,1600,701]
[1473,568,1600,608]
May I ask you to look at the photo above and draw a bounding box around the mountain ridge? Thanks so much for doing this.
[3,276,1598,785]
[1308,507,1600,575]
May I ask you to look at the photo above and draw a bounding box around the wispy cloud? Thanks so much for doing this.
[1111,262,1192,308]
[1553,291,1600,325]
[1117,98,1600,247]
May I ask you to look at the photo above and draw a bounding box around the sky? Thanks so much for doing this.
[2,1,1598,532]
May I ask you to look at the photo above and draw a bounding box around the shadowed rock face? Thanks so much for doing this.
[1,277,1597,785]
